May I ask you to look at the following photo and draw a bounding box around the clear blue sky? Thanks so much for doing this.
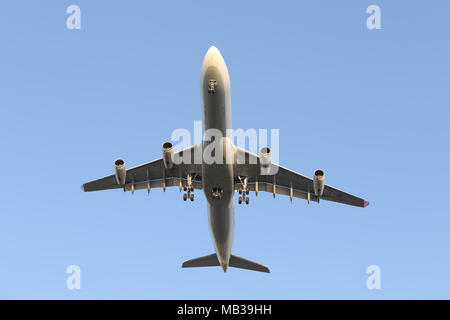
[0,1,449,299]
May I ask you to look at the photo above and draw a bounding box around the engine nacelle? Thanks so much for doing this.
[114,159,126,185]
[162,142,174,169]
[313,169,325,197]
[259,147,271,168]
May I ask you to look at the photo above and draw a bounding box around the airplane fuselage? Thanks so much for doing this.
[200,47,234,271]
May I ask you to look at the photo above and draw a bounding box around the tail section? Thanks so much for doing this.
[182,253,270,273]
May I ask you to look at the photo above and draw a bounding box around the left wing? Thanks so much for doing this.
[233,147,369,208]
[82,145,202,193]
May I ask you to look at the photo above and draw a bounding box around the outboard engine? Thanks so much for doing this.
[114,159,126,185]
[313,169,325,197]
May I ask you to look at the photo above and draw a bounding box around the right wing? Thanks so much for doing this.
[233,147,368,208]
[82,145,203,193]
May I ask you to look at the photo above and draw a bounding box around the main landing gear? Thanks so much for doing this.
[212,188,223,199]
[183,174,195,202]
[238,176,250,205]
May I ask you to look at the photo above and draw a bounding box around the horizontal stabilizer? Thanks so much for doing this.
[229,254,270,273]
[182,254,220,268]
[182,253,270,273]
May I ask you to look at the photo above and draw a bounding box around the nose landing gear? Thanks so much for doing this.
[208,79,217,95]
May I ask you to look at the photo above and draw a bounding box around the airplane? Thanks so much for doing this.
[82,46,369,274]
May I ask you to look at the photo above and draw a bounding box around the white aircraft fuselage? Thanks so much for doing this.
[200,46,234,272]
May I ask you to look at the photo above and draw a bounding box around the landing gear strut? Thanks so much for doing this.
[212,188,223,199]
[238,176,250,205]
[208,79,217,95]
[183,174,196,202]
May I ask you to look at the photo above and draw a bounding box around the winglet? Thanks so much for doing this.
[364,200,370,207]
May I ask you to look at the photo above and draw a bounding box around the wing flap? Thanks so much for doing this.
[243,182,319,202]
[123,178,202,192]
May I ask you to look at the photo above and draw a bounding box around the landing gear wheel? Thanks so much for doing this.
[239,189,242,195]
[245,197,249,205]
[183,194,187,201]
[238,197,242,204]
[190,194,194,201]
[184,186,187,192]
[246,190,249,195]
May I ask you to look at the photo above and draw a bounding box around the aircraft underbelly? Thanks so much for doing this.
[207,203,234,266]
[200,46,234,266]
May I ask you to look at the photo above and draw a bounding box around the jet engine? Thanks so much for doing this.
[259,147,271,168]
[313,169,325,197]
[162,142,174,169]
[114,159,126,185]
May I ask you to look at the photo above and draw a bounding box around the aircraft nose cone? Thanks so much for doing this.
[204,46,224,64]
[206,45,220,55]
